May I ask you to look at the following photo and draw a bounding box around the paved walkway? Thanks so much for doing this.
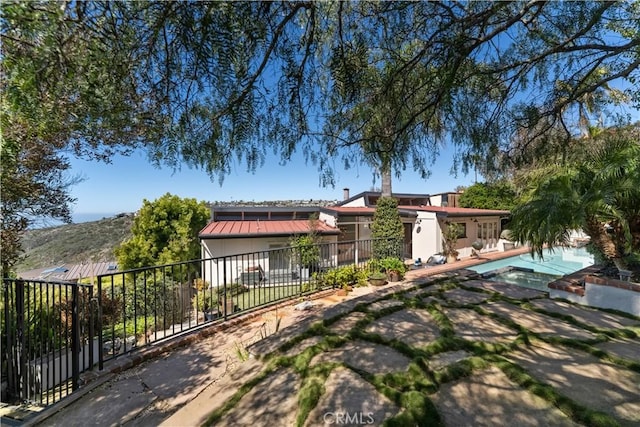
[4,249,640,426]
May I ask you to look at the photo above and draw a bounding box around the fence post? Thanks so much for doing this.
[88,284,95,370]
[3,279,17,400]
[71,283,80,391]
[97,276,104,371]
[222,257,228,320]
[15,280,25,401]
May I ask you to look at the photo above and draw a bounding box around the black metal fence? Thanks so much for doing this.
[1,238,401,406]
[2,279,95,406]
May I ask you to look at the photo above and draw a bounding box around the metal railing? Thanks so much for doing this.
[1,237,402,406]
[2,279,95,406]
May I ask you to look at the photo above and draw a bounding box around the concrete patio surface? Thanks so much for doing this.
[4,249,640,427]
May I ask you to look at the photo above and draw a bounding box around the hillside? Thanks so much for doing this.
[14,199,340,273]
[15,214,134,272]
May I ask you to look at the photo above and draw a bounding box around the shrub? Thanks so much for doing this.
[442,222,463,258]
[192,290,219,312]
[319,265,367,288]
[380,257,407,274]
[222,281,248,297]
[371,197,404,259]
[290,234,321,271]
[367,259,383,273]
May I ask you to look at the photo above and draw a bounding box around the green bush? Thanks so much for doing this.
[371,197,404,259]
[319,265,367,288]
[367,259,383,273]
[290,234,321,270]
[193,290,219,312]
[380,257,407,274]
[123,273,183,331]
[222,282,248,297]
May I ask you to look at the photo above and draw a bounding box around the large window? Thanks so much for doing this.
[477,221,499,249]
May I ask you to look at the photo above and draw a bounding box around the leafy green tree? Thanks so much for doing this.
[510,126,640,273]
[3,1,639,251]
[3,1,638,186]
[1,2,142,274]
[458,181,517,211]
[115,194,209,269]
[371,197,404,259]
[0,124,77,275]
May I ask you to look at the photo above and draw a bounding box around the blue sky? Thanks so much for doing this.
[68,143,477,222]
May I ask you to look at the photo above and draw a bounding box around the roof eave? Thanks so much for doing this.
[199,229,341,239]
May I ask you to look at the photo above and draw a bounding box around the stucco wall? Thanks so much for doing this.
[340,196,367,207]
[319,211,337,227]
[429,195,444,207]
[411,213,439,261]
[550,282,640,316]
[200,235,338,287]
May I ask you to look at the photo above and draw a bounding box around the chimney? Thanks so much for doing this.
[343,188,350,200]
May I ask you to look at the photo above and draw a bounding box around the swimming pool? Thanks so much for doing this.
[469,247,594,290]
[481,268,561,291]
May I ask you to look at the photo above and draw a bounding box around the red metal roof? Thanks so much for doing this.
[401,205,510,216]
[199,219,341,238]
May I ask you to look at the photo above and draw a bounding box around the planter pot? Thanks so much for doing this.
[446,254,458,264]
[203,311,219,321]
[387,270,402,282]
[336,289,349,296]
[368,277,388,286]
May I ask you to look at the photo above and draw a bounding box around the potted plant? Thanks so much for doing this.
[471,240,484,257]
[193,290,219,321]
[368,271,388,286]
[442,222,463,263]
[336,282,352,296]
[380,257,407,281]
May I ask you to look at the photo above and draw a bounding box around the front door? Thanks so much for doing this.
[403,223,413,259]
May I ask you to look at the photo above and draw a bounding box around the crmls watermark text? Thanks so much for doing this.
[323,411,375,425]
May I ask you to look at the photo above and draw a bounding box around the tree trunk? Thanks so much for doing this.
[584,218,627,270]
[380,167,392,198]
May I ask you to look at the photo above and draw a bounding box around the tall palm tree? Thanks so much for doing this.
[510,126,640,273]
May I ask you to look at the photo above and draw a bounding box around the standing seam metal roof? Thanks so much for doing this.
[199,219,340,238]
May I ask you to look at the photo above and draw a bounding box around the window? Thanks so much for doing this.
[455,222,467,238]
[269,244,291,270]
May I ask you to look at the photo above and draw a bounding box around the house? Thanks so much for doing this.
[199,206,342,286]
[319,189,510,260]
[18,261,119,283]
[198,189,511,287]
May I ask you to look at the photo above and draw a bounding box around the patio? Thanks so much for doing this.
[7,247,638,426]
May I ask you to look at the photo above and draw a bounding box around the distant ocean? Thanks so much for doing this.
[72,213,119,223]
[29,213,119,229]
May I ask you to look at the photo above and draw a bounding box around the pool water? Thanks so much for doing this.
[470,247,594,290]
[471,247,594,275]
[483,269,560,291]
